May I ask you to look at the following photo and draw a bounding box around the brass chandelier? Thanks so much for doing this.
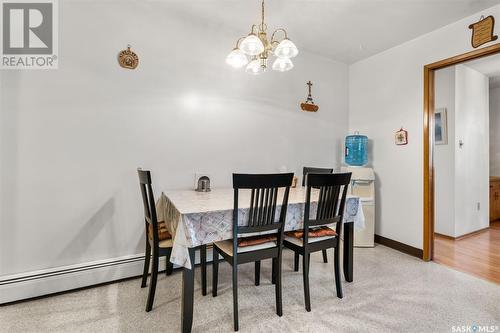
[226,0,298,74]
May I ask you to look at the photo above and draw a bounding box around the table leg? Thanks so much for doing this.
[200,245,207,296]
[343,222,353,282]
[181,247,196,333]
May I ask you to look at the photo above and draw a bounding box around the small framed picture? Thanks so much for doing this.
[395,128,408,145]
[434,108,448,145]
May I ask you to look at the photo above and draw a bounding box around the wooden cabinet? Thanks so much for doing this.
[490,177,500,222]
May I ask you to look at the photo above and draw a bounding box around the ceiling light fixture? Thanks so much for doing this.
[226,0,298,74]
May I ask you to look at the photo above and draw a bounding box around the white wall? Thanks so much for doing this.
[434,67,455,236]
[454,65,490,237]
[349,3,500,249]
[0,0,348,279]
[434,66,489,238]
[490,86,500,176]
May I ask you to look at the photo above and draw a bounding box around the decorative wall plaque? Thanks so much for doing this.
[469,15,498,48]
[300,81,319,112]
[118,45,139,69]
[395,128,408,145]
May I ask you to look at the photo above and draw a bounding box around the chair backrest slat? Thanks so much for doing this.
[262,188,270,227]
[258,189,265,226]
[233,173,293,235]
[304,173,352,238]
[137,169,159,244]
[251,188,259,227]
[270,187,278,225]
[264,188,271,225]
[248,189,255,228]
[318,187,326,218]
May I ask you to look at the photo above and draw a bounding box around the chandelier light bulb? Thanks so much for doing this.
[272,57,294,72]
[274,38,299,59]
[226,48,249,68]
[240,33,265,56]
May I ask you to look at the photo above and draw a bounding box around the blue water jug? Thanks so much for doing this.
[345,133,368,166]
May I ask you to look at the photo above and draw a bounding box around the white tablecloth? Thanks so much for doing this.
[157,187,364,269]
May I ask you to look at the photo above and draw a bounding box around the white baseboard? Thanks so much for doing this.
[0,249,212,305]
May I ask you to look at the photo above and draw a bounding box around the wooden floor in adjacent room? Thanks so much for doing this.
[434,221,500,284]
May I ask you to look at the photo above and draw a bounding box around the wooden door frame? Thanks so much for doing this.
[423,43,500,261]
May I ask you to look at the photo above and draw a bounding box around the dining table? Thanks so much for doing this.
[156,186,365,333]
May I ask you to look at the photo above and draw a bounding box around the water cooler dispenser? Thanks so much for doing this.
[341,167,375,247]
[342,132,375,247]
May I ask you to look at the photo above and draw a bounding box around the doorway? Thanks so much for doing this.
[423,43,500,284]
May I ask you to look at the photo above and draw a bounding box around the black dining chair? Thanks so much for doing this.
[301,166,334,266]
[137,169,207,312]
[284,172,351,312]
[302,166,334,187]
[212,173,293,332]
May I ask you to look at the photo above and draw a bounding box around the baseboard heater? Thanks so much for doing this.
[0,250,211,305]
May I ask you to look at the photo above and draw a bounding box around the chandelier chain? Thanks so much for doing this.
[261,0,265,27]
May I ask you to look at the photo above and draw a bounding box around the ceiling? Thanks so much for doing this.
[465,53,500,88]
[171,0,499,64]
[466,53,500,77]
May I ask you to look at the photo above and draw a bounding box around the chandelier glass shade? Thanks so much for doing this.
[274,38,299,59]
[272,57,294,72]
[225,47,249,68]
[240,34,265,56]
[227,0,298,74]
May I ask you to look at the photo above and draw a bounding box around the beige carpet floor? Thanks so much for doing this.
[1,245,499,333]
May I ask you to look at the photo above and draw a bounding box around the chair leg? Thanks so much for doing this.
[201,245,207,296]
[322,249,328,263]
[294,252,299,272]
[275,253,283,317]
[334,247,343,299]
[272,258,277,284]
[146,249,159,312]
[141,241,151,288]
[255,261,261,286]
[165,248,173,276]
[232,261,239,331]
[302,251,311,312]
[212,247,219,297]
